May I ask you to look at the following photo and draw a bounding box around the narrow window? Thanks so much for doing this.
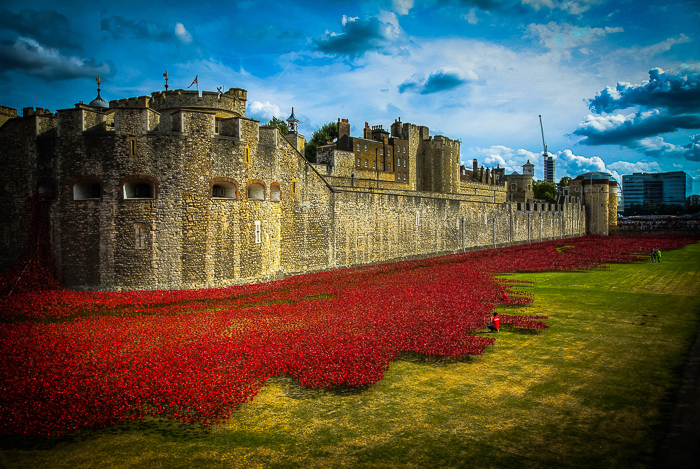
[357,158,361,166]
[244,145,250,164]
[388,162,392,171]
[380,162,385,171]
[129,138,136,157]
[292,179,297,195]
[364,145,367,153]
[380,149,383,156]
[254,220,261,244]
[373,161,376,169]
[364,159,368,168]
[357,143,360,151]
[134,224,147,250]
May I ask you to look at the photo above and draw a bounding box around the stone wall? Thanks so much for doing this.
[0,101,588,291]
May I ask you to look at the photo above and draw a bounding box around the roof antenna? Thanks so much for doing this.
[539,115,548,157]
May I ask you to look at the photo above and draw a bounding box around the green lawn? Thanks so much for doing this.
[2,243,699,468]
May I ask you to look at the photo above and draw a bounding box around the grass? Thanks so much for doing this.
[1,243,699,468]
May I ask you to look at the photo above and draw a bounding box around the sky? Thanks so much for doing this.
[1,0,699,192]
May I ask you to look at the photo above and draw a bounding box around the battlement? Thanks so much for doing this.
[22,107,54,117]
[428,135,459,147]
[107,88,248,118]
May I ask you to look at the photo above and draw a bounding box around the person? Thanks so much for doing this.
[487,312,500,333]
[502,291,509,302]
[656,249,661,263]
[650,249,656,263]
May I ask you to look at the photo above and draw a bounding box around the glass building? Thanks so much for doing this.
[543,154,555,183]
[621,171,692,212]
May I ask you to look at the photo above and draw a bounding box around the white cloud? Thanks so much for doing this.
[461,9,478,25]
[392,0,414,16]
[525,22,624,56]
[247,100,281,121]
[174,23,193,45]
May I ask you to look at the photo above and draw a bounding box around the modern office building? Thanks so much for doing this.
[543,154,555,183]
[621,171,692,212]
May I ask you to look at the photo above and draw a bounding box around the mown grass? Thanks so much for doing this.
[1,243,699,468]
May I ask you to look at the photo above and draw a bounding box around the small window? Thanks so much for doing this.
[388,149,391,156]
[247,183,264,201]
[254,220,261,244]
[357,143,360,151]
[124,180,155,199]
[129,138,136,157]
[364,145,367,153]
[380,149,383,156]
[373,161,376,169]
[380,162,385,171]
[291,179,297,195]
[388,163,392,171]
[211,182,237,199]
[271,184,281,201]
[244,146,250,164]
[365,159,368,168]
[74,181,101,200]
[511,184,517,191]
[357,158,361,166]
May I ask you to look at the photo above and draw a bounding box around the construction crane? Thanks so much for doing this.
[539,115,547,157]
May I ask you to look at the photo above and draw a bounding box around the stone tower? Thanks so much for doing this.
[570,172,618,235]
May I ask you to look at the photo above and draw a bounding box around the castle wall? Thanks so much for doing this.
[0,99,589,292]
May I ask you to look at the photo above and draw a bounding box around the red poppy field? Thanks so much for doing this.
[0,234,697,437]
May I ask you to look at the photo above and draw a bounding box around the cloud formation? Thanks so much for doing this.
[0,37,114,80]
[0,8,80,50]
[575,67,700,162]
[399,68,477,94]
[314,14,405,58]
[589,67,700,115]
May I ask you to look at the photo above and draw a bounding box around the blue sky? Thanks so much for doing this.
[2,0,699,191]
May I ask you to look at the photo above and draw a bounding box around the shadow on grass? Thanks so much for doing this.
[0,417,212,451]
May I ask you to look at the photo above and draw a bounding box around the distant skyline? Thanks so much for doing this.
[1,0,699,192]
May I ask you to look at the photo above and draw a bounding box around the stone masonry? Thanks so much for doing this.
[0,87,596,291]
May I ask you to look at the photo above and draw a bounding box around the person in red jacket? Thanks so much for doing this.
[487,312,500,333]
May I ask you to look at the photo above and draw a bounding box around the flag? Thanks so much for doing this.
[188,75,198,89]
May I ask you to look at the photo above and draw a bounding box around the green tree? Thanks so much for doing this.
[304,121,338,162]
[558,176,571,187]
[533,180,557,203]
[263,116,289,135]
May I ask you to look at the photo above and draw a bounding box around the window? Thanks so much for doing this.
[254,220,261,244]
[388,163,392,171]
[247,183,265,201]
[403,146,406,153]
[364,145,367,153]
[388,149,391,156]
[73,181,101,200]
[130,139,136,157]
[357,158,361,166]
[123,180,155,199]
[380,149,383,156]
[380,162,385,171]
[292,179,297,195]
[510,184,517,191]
[357,143,360,151]
[211,181,237,199]
[270,184,281,201]
[373,161,376,169]
[134,223,147,249]
[365,159,368,168]
[244,145,250,164]
[403,158,406,167]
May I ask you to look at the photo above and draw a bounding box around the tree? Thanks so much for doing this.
[263,116,289,135]
[304,121,338,162]
[533,180,557,203]
[558,176,571,187]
